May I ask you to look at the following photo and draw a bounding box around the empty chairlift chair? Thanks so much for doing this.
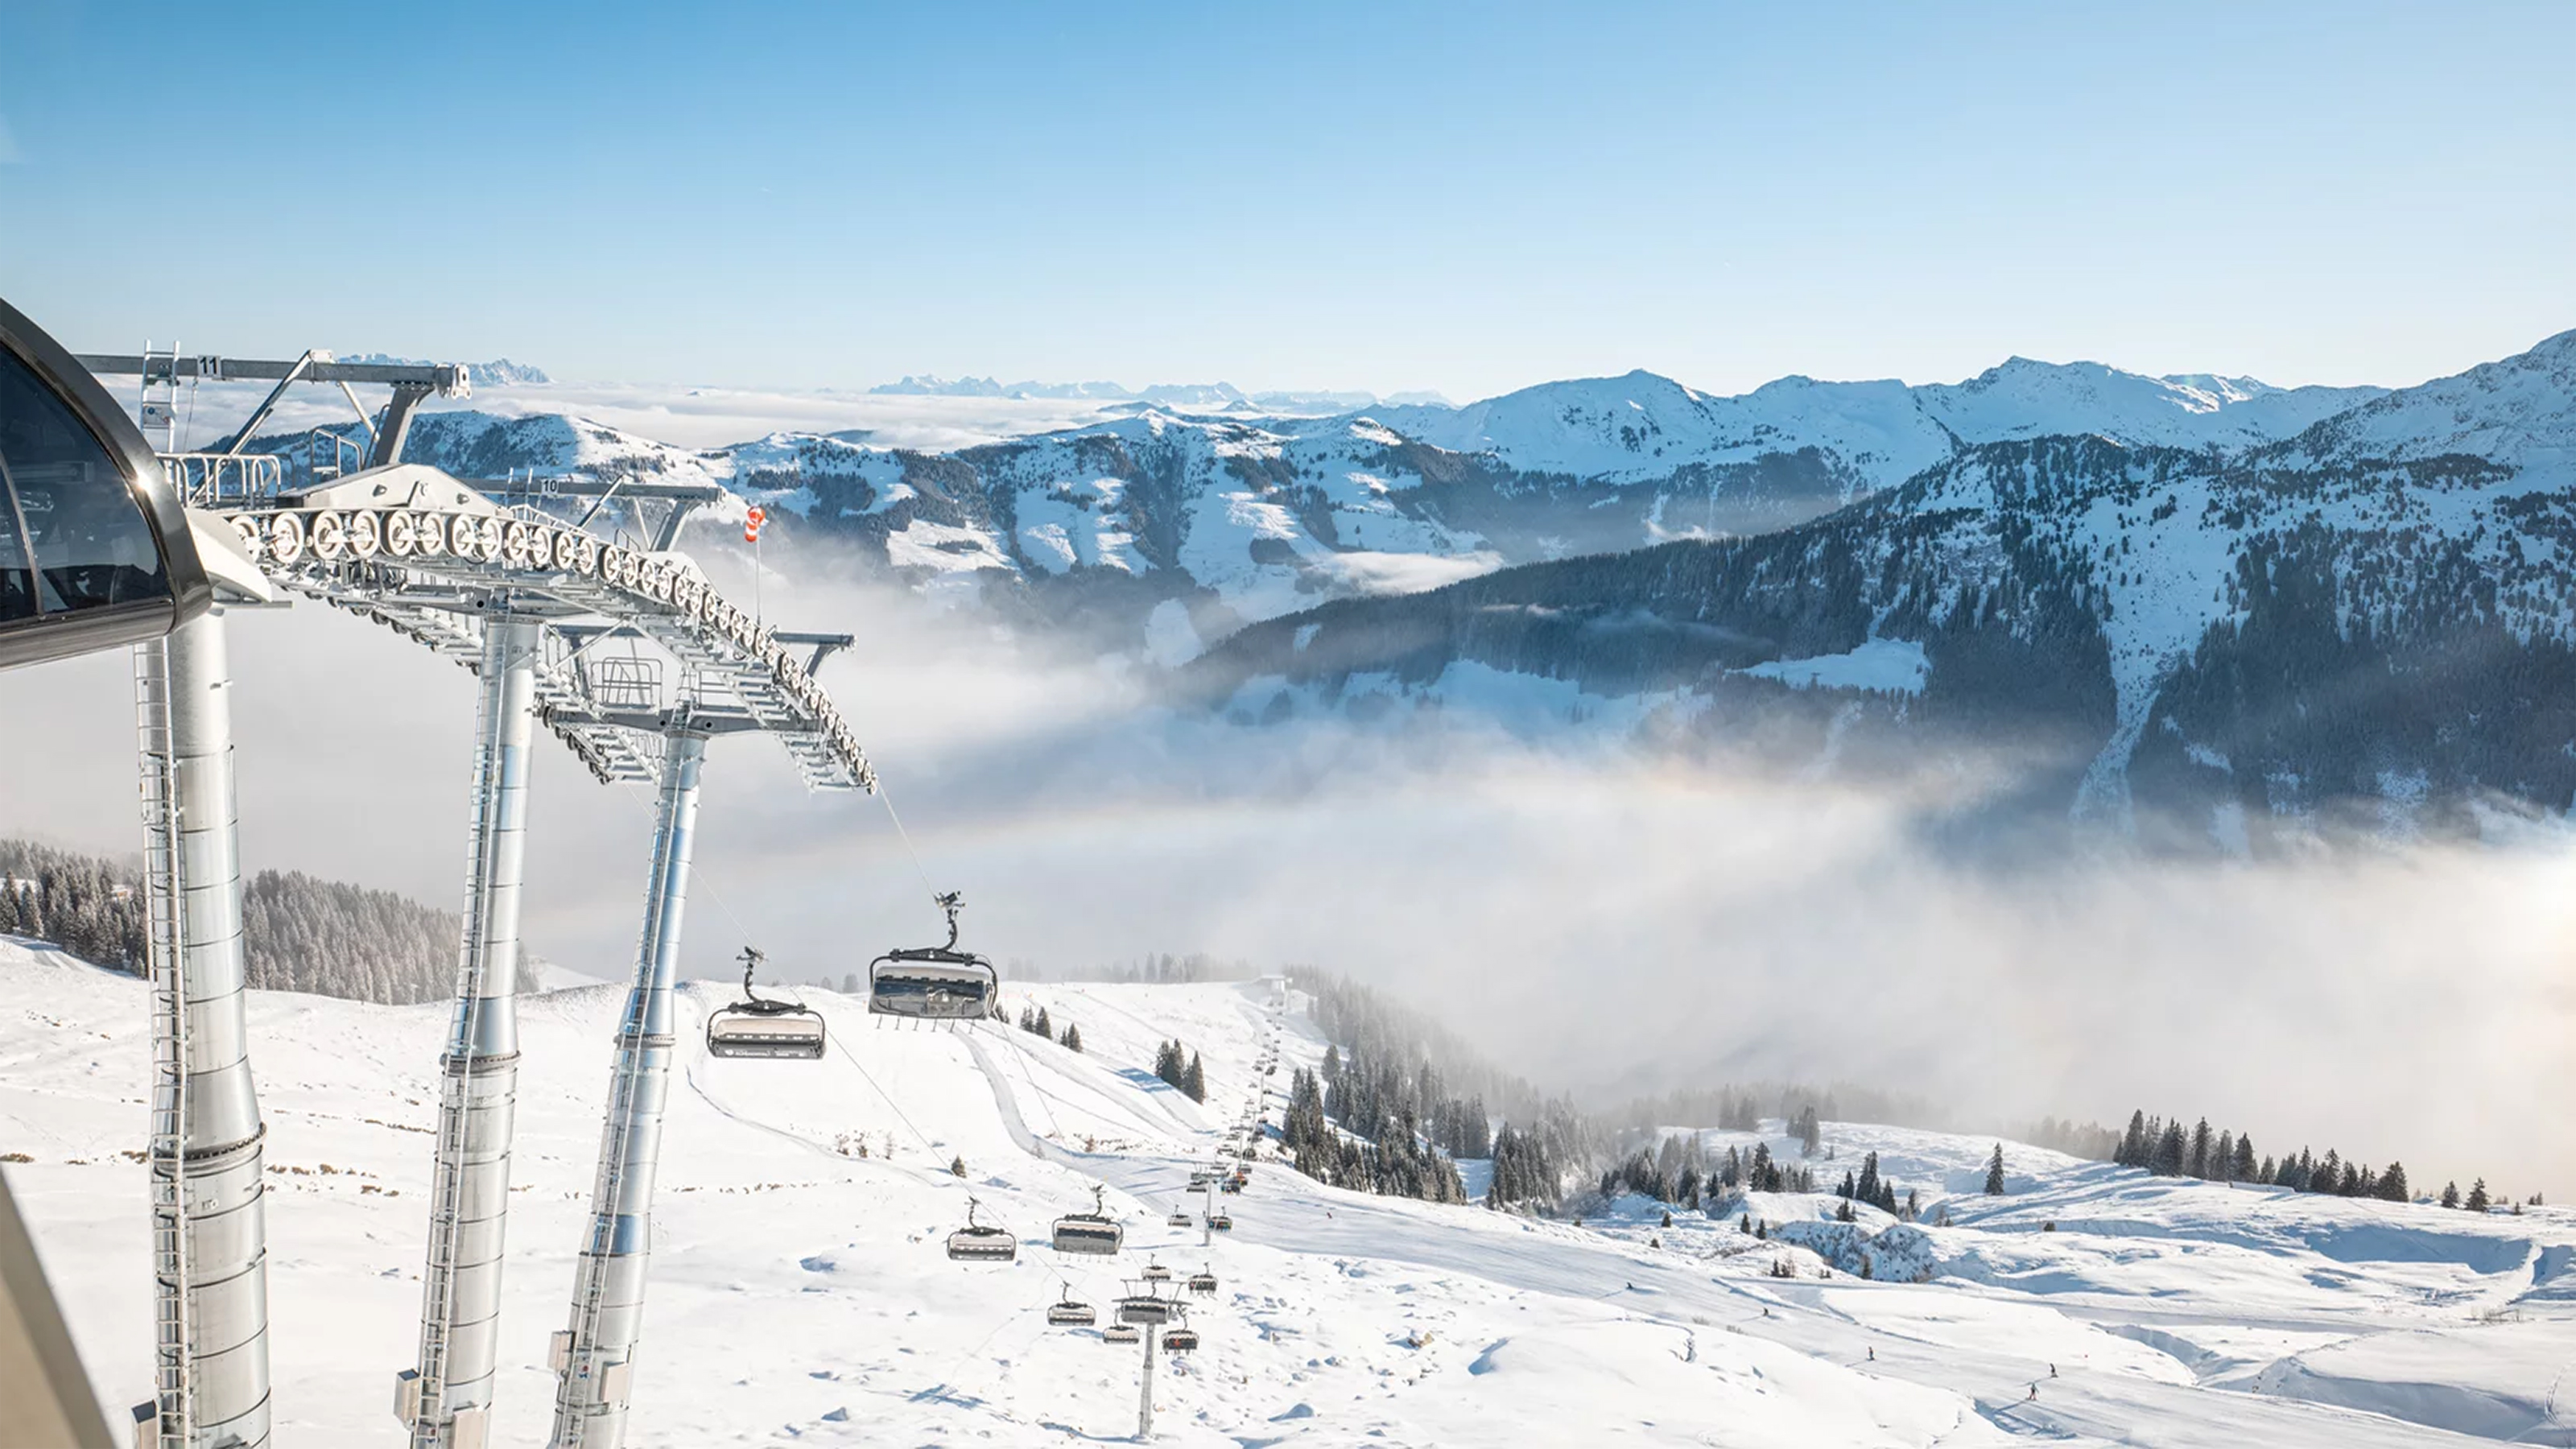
[1141,1261,1171,1284]
[1052,1185,1124,1257]
[947,1198,1018,1264]
[1166,1210,1192,1228]
[1187,1269,1218,1296]
[869,890,997,1025]
[1104,1324,1140,1345]
[704,946,826,1060]
[1117,1290,1174,1327]
[1046,1298,1096,1327]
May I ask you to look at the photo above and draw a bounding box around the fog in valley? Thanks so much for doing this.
[4,533,2567,1199]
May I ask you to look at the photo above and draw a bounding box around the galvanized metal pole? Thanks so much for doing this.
[407,616,539,1449]
[549,729,705,1449]
[136,613,272,1448]
[1137,1323,1155,1441]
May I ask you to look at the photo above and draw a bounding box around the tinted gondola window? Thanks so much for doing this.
[0,343,170,617]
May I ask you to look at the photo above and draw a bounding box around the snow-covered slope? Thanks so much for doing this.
[1189,328,2576,839]
[7,935,2570,1445]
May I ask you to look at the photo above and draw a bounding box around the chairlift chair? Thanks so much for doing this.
[1046,1298,1096,1327]
[869,891,998,1023]
[1117,1291,1174,1326]
[704,947,827,1060]
[1166,1211,1191,1228]
[1141,1261,1171,1284]
[1162,1327,1199,1352]
[1209,1213,1233,1232]
[1051,1185,1124,1256]
[1104,1323,1141,1344]
[1187,1269,1218,1296]
[946,1198,1018,1263]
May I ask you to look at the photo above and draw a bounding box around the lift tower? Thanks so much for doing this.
[188,464,871,1449]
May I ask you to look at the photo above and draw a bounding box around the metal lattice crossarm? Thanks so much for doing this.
[208,465,877,795]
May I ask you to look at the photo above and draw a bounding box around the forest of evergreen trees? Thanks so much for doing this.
[1151,1038,1207,1101]
[1013,1002,1083,1053]
[1283,968,1596,1210]
[2109,1108,2499,1208]
[0,837,535,1005]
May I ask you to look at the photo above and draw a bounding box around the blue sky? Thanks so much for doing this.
[3,1,2570,400]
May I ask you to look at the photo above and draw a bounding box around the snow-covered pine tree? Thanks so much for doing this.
[1985,1144,2006,1195]
[2440,1180,2461,1209]
[2376,1162,2409,1202]
[2116,1110,2149,1167]
[2152,1120,2186,1176]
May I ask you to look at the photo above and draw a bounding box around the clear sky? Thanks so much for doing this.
[3,1,2570,401]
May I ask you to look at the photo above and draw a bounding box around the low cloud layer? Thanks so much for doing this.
[4,536,2570,1200]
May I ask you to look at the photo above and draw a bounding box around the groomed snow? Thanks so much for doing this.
[6,938,2569,1445]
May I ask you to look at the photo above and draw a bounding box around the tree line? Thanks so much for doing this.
[1013,1001,1083,1053]
[1151,1038,1207,1101]
[1,836,538,1004]
[1282,1063,1468,1204]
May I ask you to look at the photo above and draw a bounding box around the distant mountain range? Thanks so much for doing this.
[341,353,551,387]
[258,336,2576,844]
[867,374,1454,412]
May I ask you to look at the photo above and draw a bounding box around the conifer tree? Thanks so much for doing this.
[2376,1162,2409,1203]
[2117,1110,2149,1168]
[2152,1120,2186,1176]
[1061,1023,1083,1053]
[1985,1144,2006,1195]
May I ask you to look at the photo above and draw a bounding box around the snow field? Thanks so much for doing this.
[10,939,2576,1444]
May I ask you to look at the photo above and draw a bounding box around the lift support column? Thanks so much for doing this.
[549,728,705,1449]
[403,615,539,1449]
[134,611,273,1449]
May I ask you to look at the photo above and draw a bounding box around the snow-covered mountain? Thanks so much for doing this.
[269,349,2401,656]
[869,374,1409,414]
[10,935,2570,1445]
[341,353,551,386]
[1187,331,2576,845]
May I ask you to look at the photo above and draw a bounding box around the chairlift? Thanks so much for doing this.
[1209,1214,1233,1232]
[1046,1298,1096,1327]
[704,947,826,1060]
[1166,1212,1191,1228]
[1141,1261,1171,1284]
[1104,1324,1140,1344]
[1187,1269,1217,1296]
[869,891,997,1023]
[1052,1185,1123,1256]
[947,1198,1018,1263]
[1117,1292,1174,1327]
[1162,1327,1199,1352]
